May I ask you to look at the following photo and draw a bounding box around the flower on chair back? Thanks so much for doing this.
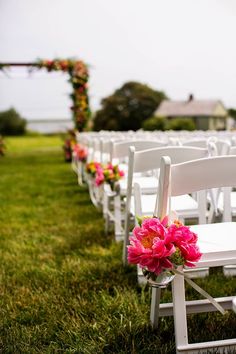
[85,162,124,190]
[127,216,202,276]
[72,143,88,162]
[128,216,226,314]
[102,163,125,190]
[86,161,102,178]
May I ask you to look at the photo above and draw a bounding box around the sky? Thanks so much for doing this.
[1,0,236,120]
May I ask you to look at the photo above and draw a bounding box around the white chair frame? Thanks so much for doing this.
[150,155,236,352]
[123,145,215,265]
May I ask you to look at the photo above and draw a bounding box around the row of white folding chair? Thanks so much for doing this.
[148,155,236,352]
[178,137,231,155]
[77,131,236,145]
[81,136,216,237]
[76,131,235,163]
[74,132,234,216]
[79,136,168,211]
[84,138,167,212]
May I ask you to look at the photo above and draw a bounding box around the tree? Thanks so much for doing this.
[93,82,167,131]
[228,108,236,120]
[0,108,26,135]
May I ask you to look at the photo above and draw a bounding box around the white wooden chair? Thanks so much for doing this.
[215,146,236,276]
[123,145,216,266]
[150,155,236,352]
[103,139,167,240]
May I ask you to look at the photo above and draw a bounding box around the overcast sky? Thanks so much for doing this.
[1,0,236,120]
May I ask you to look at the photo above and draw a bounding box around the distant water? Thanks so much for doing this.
[27,119,74,134]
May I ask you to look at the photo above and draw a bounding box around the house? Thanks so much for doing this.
[154,95,229,130]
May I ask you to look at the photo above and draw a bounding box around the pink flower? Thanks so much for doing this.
[118,169,125,177]
[73,144,88,161]
[168,223,198,244]
[128,217,176,275]
[167,222,202,266]
[86,161,102,177]
[178,243,202,267]
[95,168,105,186]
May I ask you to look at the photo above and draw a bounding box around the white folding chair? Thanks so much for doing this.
[150,155,236,352]
[123,145,216,266]
[103,139,167,240]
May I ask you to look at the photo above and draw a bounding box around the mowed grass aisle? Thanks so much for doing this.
[0,136,236,353]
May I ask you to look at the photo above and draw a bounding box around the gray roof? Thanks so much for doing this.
[155,99,227,117]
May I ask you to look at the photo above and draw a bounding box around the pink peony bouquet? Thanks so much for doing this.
[72,143,88,162]
[128,216,202,277]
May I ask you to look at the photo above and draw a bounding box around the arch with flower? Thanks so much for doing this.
[0,59,90,131]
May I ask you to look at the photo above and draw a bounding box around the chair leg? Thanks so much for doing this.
[123,209,130,265]
[105,214,110,235]
[114,194,123,241]
[172,271,188,351]
[233,297,236,313]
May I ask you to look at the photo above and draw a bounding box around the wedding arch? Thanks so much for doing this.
[0,59,90,131]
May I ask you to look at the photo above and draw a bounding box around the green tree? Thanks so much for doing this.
[0,108,26,135]
[93,82,167,131]
[228,108,236,119]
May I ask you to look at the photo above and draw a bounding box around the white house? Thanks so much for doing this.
[155,95,229,130]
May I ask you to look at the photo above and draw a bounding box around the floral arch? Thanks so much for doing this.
[0,59,90,131]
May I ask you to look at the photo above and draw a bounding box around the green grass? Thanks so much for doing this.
[0,135,236,353]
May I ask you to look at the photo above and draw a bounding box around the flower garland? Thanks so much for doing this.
[62,129,77,162]
[36,58,90,131]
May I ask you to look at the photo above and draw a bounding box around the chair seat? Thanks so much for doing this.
[119,176,158,195]
[190,222,236,267]
[130,194,199,218]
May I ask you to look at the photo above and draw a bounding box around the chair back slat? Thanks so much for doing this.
[170,156,236,196]
[133,146,209,173]
[110,140,166,160]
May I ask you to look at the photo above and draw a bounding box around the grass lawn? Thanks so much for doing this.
[0,135,236,353]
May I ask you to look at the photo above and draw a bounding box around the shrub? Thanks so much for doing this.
[166,117,196,131]
[0,108,26,135]
[142,116,167,131]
